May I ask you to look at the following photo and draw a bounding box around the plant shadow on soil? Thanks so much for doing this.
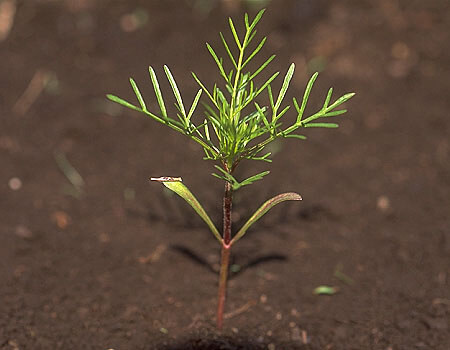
[158,335,299,350]
[170,244,287,277]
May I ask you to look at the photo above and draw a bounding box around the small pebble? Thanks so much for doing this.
[256,336,264,343]
[275,312,282,320]
[98,232,110,243]
[231,327,239,334]
[291,327,301,341]
[8,177,22,190]
[123,187,135,201]
[51,211,70,229]
[230,264,241,273]
[391,41,411,60]
[267,343,276,350]
[291,308,300,317]
[260,294,267,303]
[15,225,32,239]
[301,330,309,344]
[377,195,390,212]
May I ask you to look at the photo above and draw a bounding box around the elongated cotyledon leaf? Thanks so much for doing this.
[230,192,302,245]
[150,177,222,244]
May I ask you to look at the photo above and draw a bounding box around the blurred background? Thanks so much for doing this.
[1,0,449,349]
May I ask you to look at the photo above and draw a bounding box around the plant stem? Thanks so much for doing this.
[222,180,233,245]
[217,243,231,330]
[217,180,233,329]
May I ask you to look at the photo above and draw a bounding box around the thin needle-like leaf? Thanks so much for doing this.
[297,72,318,123]
[187,89,202,122]
[249,9,265,31]
[274,63,295,113]
[324,109,347,117]
[220,32,237,69]
[249,54,276,81]
[242,37,267,68]
[204,119,211,141]
[164,65,186,118]
[107,94,141,112]
[192,72,219,109]
[273,105,291,123]
[207,43,228,81]
[284,134,307,140]
[228,17,241,49]
[304,122,339,128]
[129,78,146,111]
[243,72,279,108]
[323,87,333,109]
[149,66,168,118]
[237,170,270,189]
[327,92,355,111]
[268,85,274,110]
[254,102,270,129]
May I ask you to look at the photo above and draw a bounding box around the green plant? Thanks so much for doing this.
[107,9,354,329]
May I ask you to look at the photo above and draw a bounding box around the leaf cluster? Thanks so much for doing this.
[107,9,354,189]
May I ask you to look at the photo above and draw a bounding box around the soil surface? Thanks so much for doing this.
[1,0,449,349]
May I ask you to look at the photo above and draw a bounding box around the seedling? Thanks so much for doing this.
[107,9,354,329]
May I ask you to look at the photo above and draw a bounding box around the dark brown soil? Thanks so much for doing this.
[1,0,449,349]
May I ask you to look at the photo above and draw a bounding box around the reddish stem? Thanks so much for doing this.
[222,181,233,245]
[217,180,233,329]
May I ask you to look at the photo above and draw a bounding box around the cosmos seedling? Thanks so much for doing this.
[108,9,354,329]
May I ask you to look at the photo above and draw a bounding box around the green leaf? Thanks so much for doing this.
[237,170,270,189]
[228,17,241,49]
[192,72,218,110]
[231,192,302,245]
[148,66,168,118]
[297,72,318,123]
[284,134,307,140]
[129,78,146,111]
[187,89,202,122]
[248,9,265,31]
[273,105,290,124]
[304,122,339,128]
[249,54,276,81]
[242,37,267,68]
[211,172,229,183]
[107,94,169,126]
[249,151,272,162]
[324,109,347,117]
[106,94,141,112]
[164,65,186,118]
[254,102,270,129]
[246,29,258,47]
[203,119,211,140]
[206,43,228,81]
[244,13,250,29]
[186,120,207,137]
[313,286,338,295]
[247,72,279,108]
[323,87,333,109]
[267,85,274,110]
[334,267,355,286]
[150,177,222,244]
[212,165,240,187]
[274,63,295,113]
[327,92,355,111]
[219,32,238,69]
